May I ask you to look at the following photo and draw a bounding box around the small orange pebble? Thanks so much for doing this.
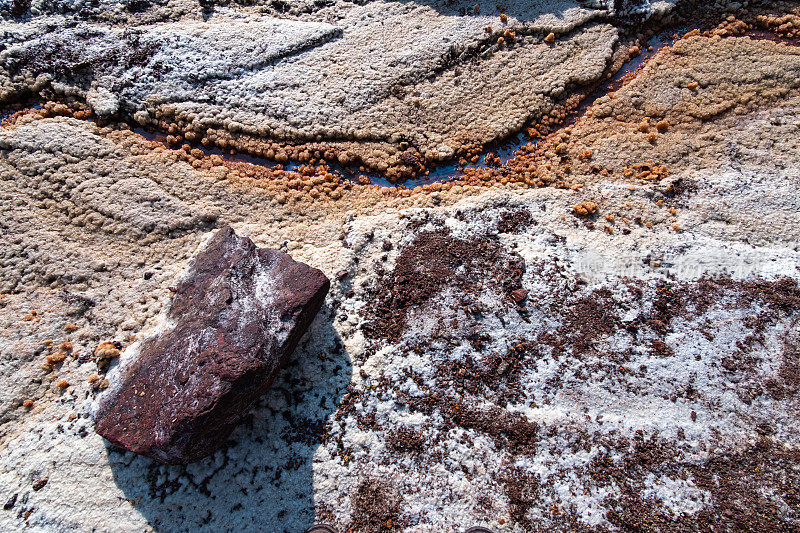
[629,45,641,57]
[645,221,654,228]
[68,413,77,421]
[572,201,598,217]
[56,380,69,389]
[648,131,658,143]
[485,25,492,33]
[656,119,670,132]
[656,199,664,206]
[578,150,593,161]
[22,400,34,409]
[22,310,39,322]
[88,374,109,391]
[60,342,73,351]
[497,36,505,45]
[638,121,650,133]
[544,32,556,44]
[688,81,699,90]
[605,215,615,222]
[669,207,677,215]
[48,351,67,363]
[95,342,120,361]
[673,224,682,231]
[604,225,614,234]
[64,323,78,332]
[500,13,508,23]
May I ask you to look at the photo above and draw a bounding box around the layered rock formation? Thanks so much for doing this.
[1,1,800,532]
[0,0,678,178]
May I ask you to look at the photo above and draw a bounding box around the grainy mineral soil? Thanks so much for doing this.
[2,1,800,532]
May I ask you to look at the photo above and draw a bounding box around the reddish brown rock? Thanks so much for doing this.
[93,226,330,464]
[510,289,529,304]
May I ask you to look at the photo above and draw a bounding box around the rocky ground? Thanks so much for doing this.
[1,0,800,531]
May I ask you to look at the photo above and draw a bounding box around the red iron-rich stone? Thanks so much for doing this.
[93,226,330,463]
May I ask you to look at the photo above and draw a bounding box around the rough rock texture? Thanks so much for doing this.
[2,1,800,532]
[94,226,330,463]
[0,0,678,176]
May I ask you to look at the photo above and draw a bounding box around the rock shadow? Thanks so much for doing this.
[105,307,351,533]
